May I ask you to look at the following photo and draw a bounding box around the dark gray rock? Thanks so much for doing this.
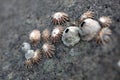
[0,0,120,80]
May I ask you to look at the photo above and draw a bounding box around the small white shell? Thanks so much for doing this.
[62,26,81,46]
[25,50,34,60]
[79,18,101,41]
[21,42,31,52]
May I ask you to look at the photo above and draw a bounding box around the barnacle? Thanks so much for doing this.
[21,11,113,68]
[42,43,55,58]
[42,28,50,42]
[25,50,34,68]
[62,26,81,46]
[51,26,64,43]
[79,18,101,41]
[79,11,94,23]
[51,12,70,25]
[29,29,41,45]
[32,49,42,64]
[96,27,112,45]
[25,59,33,68]
[99,16,112,27]
[24,49,42,67]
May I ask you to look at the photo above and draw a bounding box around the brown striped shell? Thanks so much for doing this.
[51,12,69,25]
[29,29,41,45]
[99,16,112,27]
[42,43,55,58]
[96,27,112,45]
[51,26,64,43]
[25,59,33,68]
[42,28,50,42]
[79,11,94,23]
[32,49,42,64]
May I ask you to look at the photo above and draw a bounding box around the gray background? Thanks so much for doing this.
[0,0,120,80]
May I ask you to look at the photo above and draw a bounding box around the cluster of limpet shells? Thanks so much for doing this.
[21,11,113,68]
[22,38,56,68]
[21,12,68,67]
[22,42,56,68]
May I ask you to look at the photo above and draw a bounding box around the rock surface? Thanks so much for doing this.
[0,0,120,80]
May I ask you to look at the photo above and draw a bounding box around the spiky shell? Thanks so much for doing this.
[51,26,64,43]
[42,28,50,42]
[79,11,94,23]
[25,59,33,68]
[99,16,112,27]
[25,50,34,60]
[51,12,69,25]
[24,50,34,68]
[32,49,41,64]
[42,43,55,58]
[29,29,41,45]
[79,18,101,41]
[96,27,112,45]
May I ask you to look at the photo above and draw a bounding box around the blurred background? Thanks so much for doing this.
[0,0,120,80]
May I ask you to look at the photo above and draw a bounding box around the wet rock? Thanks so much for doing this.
[0,0,119,80]
[43,59,55,72]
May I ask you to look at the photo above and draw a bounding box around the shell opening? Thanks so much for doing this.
[65,29,69,33]
[81,21,85,27]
